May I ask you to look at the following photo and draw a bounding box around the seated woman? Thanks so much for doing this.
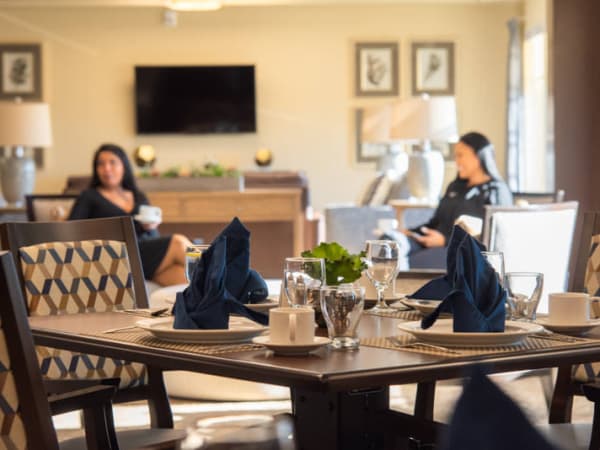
[68,143,191,286]
[386,132,513,268]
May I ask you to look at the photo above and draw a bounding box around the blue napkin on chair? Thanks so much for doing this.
[173,217,269,330]
[439,366,560,450]
[420,226,506,332]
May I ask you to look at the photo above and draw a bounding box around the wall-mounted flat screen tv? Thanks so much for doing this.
[135,65,256,134]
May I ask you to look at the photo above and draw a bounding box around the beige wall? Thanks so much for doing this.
[0,3,520,210]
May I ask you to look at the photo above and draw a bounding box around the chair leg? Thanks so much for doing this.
[83,402,119,450]
[549,365,574,423]
[590,401,600,450]
[147,366,173,428]
[414,381,436,421]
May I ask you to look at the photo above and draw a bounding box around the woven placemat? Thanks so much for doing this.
[365,309,422,320]
[86,328,263,355]
[361,333,600,358]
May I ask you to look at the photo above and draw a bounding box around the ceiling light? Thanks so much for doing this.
[166,0,222,11]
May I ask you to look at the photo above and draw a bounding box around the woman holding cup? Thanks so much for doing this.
[69,143,191,286]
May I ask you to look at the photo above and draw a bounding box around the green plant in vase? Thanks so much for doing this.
[301,242,366,326]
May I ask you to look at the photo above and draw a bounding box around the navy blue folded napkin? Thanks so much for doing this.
[439,366,560,450]
[420,226,506,332]
[173,217,269,330]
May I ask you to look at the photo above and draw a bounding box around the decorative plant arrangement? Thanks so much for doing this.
[139,162,240,178]
[301,242,366,328]
[301,242,366,286]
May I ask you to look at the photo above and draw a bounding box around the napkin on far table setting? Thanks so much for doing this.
[173,217,269,330]
[417,225,506,332]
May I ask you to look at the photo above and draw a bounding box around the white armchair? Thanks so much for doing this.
[481,201,579,313]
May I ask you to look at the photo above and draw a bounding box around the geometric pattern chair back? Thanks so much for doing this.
[583,233,600,297]
[569,212,600,382]
[17,239,146,389]
[0,251,59,450]
[19,240,136,316]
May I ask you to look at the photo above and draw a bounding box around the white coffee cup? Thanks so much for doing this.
[138,205,162,223]
[548,292,590,324]
[269,307,315,345]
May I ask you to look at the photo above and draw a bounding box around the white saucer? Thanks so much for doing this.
[398,298,442,314]
[536,317,600,335]
[133,214,161,225]
[252,336,330,355]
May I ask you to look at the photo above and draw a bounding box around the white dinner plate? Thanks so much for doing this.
[136,316,267,344]
[160,291,279,312]
[536,317,600,335]
[133,214,161,225]
[398,298,442,314]
[252,335,330,355]
[397,319,543,347]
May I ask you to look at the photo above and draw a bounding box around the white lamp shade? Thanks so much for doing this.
[390,95,458,143]
[0,101,52,147]
[360,104,393,143]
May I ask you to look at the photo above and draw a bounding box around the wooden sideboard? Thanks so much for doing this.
[146,188,307,278]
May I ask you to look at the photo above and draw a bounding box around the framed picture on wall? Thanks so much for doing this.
[355,109,389,162]
[411,42,454,96]
[0,44,42,100]
[355,42,399,97]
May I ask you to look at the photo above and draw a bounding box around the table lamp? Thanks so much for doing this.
[390,94,458,201]
[360,104,408,175]
[0,99,52,206]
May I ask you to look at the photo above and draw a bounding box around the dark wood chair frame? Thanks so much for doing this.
[481,201,579,248]
[550,211,600,428]
[0,217,173,429]
[0,251,118,450]
[25,193,79,221]
[511,189,566,204]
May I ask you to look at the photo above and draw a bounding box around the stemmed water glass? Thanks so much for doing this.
[284,257,325,308]
[364,240,401,313]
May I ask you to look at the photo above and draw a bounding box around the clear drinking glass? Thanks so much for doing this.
[320,285,365,350]
[284,257,325,308]
[481,251,505,285]
[364,240,401,313]
[505,272,544,321]
[185,244,210,282]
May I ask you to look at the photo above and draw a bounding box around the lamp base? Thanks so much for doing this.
[407,147,444,202]
[0,147,35,206]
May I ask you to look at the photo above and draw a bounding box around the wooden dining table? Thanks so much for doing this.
[29,306,600,450]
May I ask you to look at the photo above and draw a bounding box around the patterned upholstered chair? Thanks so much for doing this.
[550,211,600,425]
[0,250,118,450]
[0,217,172,429]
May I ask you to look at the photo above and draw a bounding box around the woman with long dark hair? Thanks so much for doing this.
[383,132,512,267]
[69,143,191,286]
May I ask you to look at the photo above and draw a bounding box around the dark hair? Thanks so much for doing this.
[90,143,139,192]
[458,131,504,181]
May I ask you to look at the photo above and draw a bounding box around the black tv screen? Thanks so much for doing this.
[135,65,256,134]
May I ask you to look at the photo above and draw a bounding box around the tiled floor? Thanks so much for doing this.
[54,372,594,445]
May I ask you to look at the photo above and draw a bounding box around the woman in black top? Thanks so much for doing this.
[69,144,191,286]
[397,132,512,260]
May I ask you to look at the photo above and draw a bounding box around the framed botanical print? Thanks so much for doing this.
[411,42,454,96]
[355,42,399,97]
[0,43,42,100]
